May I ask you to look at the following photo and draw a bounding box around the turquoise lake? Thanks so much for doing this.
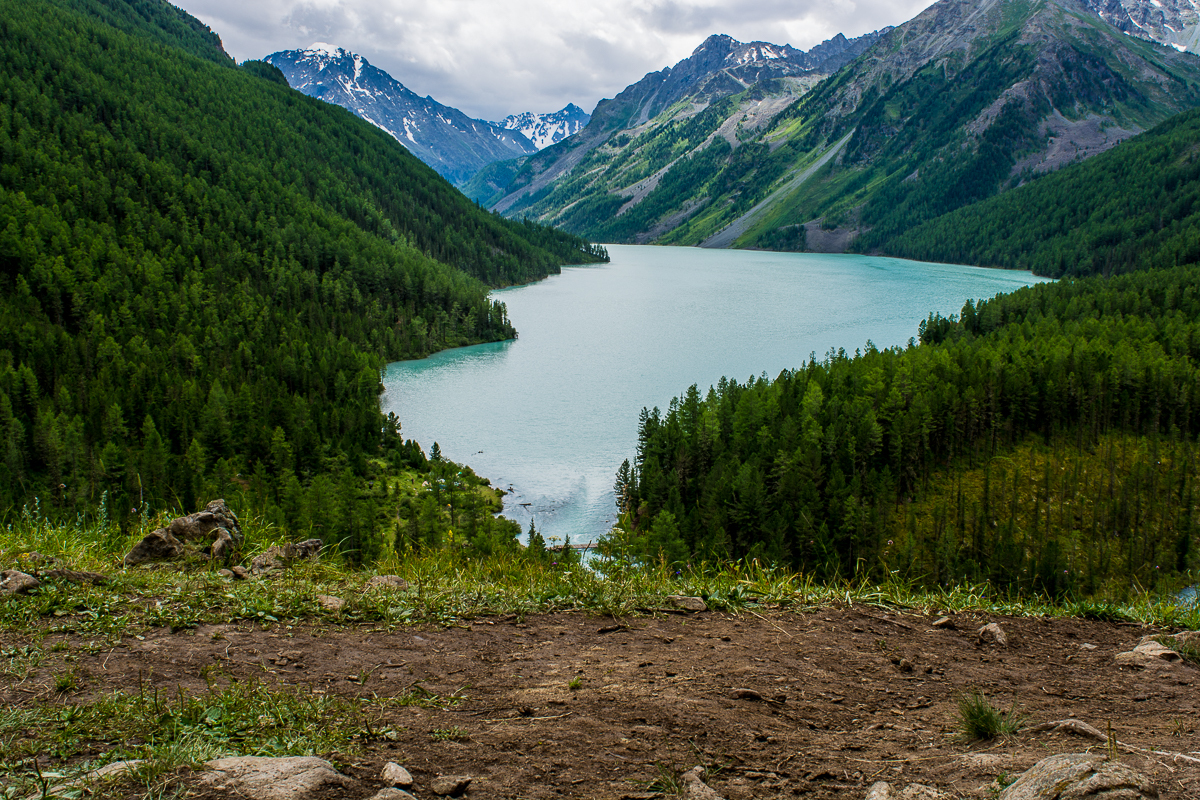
[382,245,1052,546]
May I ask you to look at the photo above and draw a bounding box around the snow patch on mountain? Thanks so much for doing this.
[496,104,591,149]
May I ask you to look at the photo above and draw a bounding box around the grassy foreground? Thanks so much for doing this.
[1,507,1197,797]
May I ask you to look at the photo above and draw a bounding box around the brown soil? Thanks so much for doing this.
[6,608,1199,799]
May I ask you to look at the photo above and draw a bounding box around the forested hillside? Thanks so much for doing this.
[616,266,1200,597]
[876,108,1200,277]
[0,0,605,548]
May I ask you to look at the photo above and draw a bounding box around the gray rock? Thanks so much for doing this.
[200,756,355,800]
[898,786,955,800]
[124,499,243,566]
[978,622,1008,647]
[0,569,40,595]
[250,539,323,575]
[430,774,473,796]
[682,766,723,800]
[1115,640,1181,669]
[865,782,892,800]
[381,762,414,788]
[367,575,409,591]
[667,595,708,612]
[957,752,1009,773]
[998,753,1157,800]
[369,790,417,800]
[316,594,345,612]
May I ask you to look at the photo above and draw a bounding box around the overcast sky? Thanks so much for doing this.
[174,0,935,121]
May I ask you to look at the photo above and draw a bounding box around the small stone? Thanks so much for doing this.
[317,594,346,612]
[931,616,954,629]
[1079,643,1098,651]
[430,774,473,796]
[369,790,417,800]
[367,575,409,591]
[957,753,1008,773]
[978,622,1007,647]
[682,766,723,800]
[898,659,914,673]
[864,782,892,800]
[218,569,234,579]
[896,786,954,800]
[667,595,707,612]
[381,762,414,789]
[0,569,40,595]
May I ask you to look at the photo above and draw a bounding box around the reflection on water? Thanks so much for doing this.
[383,245,1052,546]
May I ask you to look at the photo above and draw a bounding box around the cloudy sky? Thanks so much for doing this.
[174,0,935,121]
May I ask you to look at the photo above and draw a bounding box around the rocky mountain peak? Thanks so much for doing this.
[264,45,536,185]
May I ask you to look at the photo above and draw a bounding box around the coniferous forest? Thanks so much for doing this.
[617,264,1200,597]
[0,0,605,555]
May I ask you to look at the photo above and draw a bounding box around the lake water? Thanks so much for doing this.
[382,245,1052,546]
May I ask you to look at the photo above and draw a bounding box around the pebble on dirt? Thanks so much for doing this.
[978,622,1008,647]
[381,762,414,789]
[667,595,708,612]
[430,774,473,796]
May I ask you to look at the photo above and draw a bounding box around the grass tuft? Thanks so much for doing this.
[957,689,1025,740]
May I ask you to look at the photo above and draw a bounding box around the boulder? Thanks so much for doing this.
[998,753,1157,800]
[200,756,355,800]
[0,569,40,595]
[250,539,323,575]
[124,500,243,566]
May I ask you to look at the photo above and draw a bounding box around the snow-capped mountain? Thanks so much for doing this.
[495,104,591,149]
[264,44,537,184]
[1084,0,1200,51]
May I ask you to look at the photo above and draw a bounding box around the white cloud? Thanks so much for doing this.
[175,0,935,121]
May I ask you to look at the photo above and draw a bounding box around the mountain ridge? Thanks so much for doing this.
[484,0,1200,252]
[265,44,538,185]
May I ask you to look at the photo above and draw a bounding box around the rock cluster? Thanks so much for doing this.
[123,499,243,566]
[194,756,473,799]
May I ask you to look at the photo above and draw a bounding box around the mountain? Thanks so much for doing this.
[265,44,538,185]
[1085,0,1200,51]
[878,105,1200,277]
[0,0,604,536]
[487,0,1200,251]
[497,104,591,149]
[486,30,888,238]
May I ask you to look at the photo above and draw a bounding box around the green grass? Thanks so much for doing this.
[957,689,1025,740]
[2,508,1197,637]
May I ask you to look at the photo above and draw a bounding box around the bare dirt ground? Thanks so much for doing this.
[5,608,1199,799]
